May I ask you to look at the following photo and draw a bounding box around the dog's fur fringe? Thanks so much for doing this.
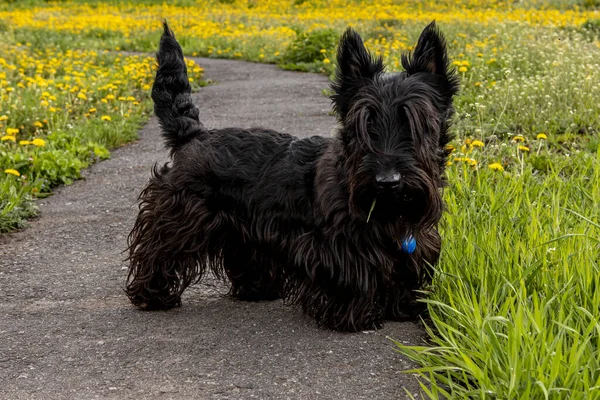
[126,21,459,332]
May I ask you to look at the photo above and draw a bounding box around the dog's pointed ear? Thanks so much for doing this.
[331,28,383,119]
[402,21,450,77]
[336,28,383,81]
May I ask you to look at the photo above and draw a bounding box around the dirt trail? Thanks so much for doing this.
[0,58,424,399]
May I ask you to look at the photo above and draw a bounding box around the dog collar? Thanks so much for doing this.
[402,235,416,254]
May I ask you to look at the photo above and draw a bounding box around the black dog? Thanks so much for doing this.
[126,21,458,332]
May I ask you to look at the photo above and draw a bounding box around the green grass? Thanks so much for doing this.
[0,42,205,233]
[396,148,600,398]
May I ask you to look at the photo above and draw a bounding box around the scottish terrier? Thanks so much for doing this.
[126,21,458,332]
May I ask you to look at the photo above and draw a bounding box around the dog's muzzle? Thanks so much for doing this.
[375,171,401,190]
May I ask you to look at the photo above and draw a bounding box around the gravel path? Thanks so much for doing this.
[0,58,425,399]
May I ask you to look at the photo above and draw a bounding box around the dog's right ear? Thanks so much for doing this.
[331,28,383,119]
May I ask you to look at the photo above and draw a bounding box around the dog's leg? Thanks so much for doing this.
[385,229,440,321]
[288,235,385,332]
[126,171,211,310]
[223,243,282,301]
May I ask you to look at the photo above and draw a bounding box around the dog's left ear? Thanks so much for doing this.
[402,21,450,78]
[331,28,384,119]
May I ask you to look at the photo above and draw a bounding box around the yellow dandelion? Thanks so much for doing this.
[512,136,525,142]
[471,140,484,148]
[19,140,31,145]
[458,66,468,73]
[0,116,8,121]
[4,169,20,177]
[89,108,97,113]
[33,121,43,128]
[142,84,151,91]
[49,107,57,113]
[6,128,19,135]
[101,115,112,121]
[105,94,115,100]
[1,135,16,142]
[126,96,136,101]
[118,96,126,101]
[40,99,49,107]
[518,145,530,152]
[101,99,108,104]
[31,138,46,147]
[536,133,547,140]
[320,49,327,54]
[488,163,504,171]
[77,93,88,100]
[445,144,455,153]
[323,58,331,64]
[467,159,477,167]
[446,161,453,166]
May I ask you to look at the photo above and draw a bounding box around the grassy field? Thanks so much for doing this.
[0,19,204,232]
[1,0,599,398]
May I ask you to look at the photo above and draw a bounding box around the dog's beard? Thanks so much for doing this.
[350,170,440,229]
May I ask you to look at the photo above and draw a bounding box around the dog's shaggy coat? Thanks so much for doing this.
[126,21,458,331]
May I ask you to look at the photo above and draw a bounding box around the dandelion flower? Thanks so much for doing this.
[0,116,8,121]
[518,145,530,152]
[1,135,16,142]
[537,133,547,140]
[31,138,46,147]
[77,93,88,100]
[89,108,97,113]
[19,140,31,145]
[33,121,43,128]
[105,94,115,100]
[118,96,126,101]
[323,58,331,64]
[488,163,504,171]
[512,136,525,142]
[471,140,484,147]
[101,115,111,121]
[458,66,468,73]
[6,128,19,135]
[4,169,20,177]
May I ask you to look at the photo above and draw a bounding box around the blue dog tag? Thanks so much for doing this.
[402,236,416,254]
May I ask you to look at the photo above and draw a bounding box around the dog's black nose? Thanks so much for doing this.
[376,172,401,189]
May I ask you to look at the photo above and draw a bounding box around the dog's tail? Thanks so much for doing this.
[152,21,206,153]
